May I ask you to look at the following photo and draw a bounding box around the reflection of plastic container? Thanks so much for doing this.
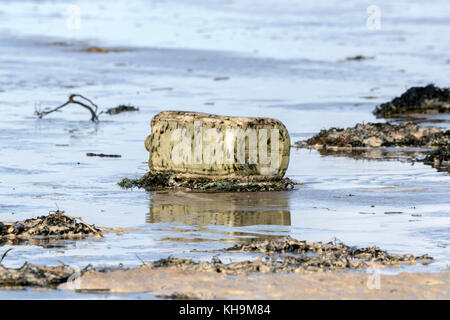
[145,111,290,178]
[147,191,291,227]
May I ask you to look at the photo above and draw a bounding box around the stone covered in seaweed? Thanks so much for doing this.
[295,122,449,149]
[0,263,76,287]
[373,84,450,117]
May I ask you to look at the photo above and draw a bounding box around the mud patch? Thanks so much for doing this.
[374,84,450,117]
[0,210,102,242]
[118,172,295,192]
[86,153,121,158]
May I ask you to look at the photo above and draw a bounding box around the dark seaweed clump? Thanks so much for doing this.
[105,105,139,115]
[118,172,294,192]
[373,84,450,117]
[423,144,450,169]
[146,236,433,274]
[0,210,102,240]
[295,122,449,148]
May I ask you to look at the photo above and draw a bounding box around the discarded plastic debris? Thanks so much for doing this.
[118,111,294,192]
[145,111,290,178]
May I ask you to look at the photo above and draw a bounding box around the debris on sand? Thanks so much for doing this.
[105,105,139,115]
[86,153,121,158]
[0,263,77,287]
[35,94,102,122]
[147,237,432,274]
[34,95,140,121]
[118,172,295,192]
[223,237,433,270]
[294,122,449,149]
[0,210,102,240]
[374,84,450,117]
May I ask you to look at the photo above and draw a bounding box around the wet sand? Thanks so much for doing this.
[0,0,449,299]
[60,267,450,300]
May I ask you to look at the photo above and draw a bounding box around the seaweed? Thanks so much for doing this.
[118,172,294,192]
[374,84,450,117]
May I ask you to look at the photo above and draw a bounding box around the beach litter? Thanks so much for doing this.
[120,111,293,192]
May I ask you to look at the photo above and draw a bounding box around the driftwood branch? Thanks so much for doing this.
[35,94,103,122]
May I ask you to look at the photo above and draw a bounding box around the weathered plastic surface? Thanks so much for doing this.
[145,111,290,178]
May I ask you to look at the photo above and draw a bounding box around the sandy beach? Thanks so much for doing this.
[0,0,449,300]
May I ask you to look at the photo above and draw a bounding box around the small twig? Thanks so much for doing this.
[0,248,13,264]
[35,94,103,122]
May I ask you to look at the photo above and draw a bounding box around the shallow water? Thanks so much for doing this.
[0,0,449,298]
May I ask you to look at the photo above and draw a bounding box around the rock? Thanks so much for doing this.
[374,84,450,117]
[363,137,383,147]
[145,111,290,178]
[295,122,449,149]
